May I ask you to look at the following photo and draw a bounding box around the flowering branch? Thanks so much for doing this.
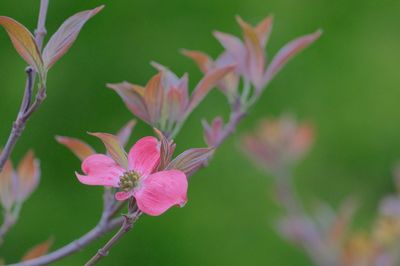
[0,0,49,172]
[79,16,321,265]
[1,12,320,265]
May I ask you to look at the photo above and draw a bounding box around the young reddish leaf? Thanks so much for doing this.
[116,120,136,148]
[167,87,184,123]
[144,72,164,125]
[263,30,322,85]
[56,136,95,161]
[255,16,274,47]
[177,73,190,111]
[0,16,43,72]
[150,61,181,86]
[181,49,212,73]
[154,128,176,170]
[107,82,150,123]
[42,5,104,69]
[202,116,224,147]
[0,160,15,210]
[213,31,245,61]
[22,238,53,261]
[89,132,128,168]
[16,150,40,202]
[187,65,235,114]
[166,147,214,177]
[236,16,265,88]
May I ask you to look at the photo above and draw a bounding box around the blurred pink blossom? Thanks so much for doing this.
[241,114,314,172]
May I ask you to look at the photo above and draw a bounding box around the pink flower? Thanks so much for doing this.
[75,136,188,216]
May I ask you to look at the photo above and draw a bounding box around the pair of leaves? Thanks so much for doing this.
[108,64,234,136]
[0,150,40,210]
[186,15,321,95]
[0,5,103,77]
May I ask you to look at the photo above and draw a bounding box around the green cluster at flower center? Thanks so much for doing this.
[119,170,140,192]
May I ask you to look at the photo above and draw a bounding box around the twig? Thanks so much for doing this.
[7,216,124,266]
[273,166,304,214]
[0,214,15,245]
[272,166,330,265]
[85,201,141,266]
[214,105,247,148]
[0,0,49,172]
[8,187,128,266]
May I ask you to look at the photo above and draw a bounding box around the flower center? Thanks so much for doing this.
[119,171,140,192]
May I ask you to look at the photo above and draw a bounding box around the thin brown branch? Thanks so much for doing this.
[7,216,124,266]
[0,0,49,172]
[85,203,141,266]
[0,214,16,245]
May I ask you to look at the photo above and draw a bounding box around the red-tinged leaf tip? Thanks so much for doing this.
[213,31,244,55]
[235,16,262,49]
[236,16,265,88]
[56,136,95,161]
[93,5,106,14]
[16,150,40,202]
[89,132,128,169]
[150,61,167,71]
[22,237,54,261]
[144,72,164,125]
[0,16,43,72]
[181,49,213,73]
[263,29,322,85]
[42,5,104,69]
[255,15,274,46]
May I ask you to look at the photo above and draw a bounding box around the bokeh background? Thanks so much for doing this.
[1,0,400,265]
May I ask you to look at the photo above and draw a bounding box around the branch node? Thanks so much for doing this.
[34,29,48,37]
[97,248,109,257]
[25,66,34,74]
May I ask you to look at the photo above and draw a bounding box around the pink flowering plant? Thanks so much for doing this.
[241,115,400,266]
[0,1,321,265]
[76,135,188,216]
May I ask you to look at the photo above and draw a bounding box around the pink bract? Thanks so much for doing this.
[76,136,188,216]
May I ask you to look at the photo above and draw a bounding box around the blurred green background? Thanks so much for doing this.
[1,0,400,265]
